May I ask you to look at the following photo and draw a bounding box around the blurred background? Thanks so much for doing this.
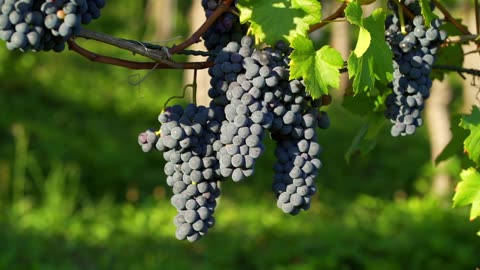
[0,1,479,269]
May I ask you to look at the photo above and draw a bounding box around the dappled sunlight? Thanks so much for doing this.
[2,187,479,269]
[0,1,479,269]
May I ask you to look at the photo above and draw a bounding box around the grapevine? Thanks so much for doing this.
[3,0,480,241]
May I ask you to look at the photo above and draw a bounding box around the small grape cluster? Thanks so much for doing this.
[0,0,105,52]
[208,36,273,182]
[154,104,225,242]
[137,129,158,153]
[384,0,447,136]
[270,101,330,214]
[200,0,245,52]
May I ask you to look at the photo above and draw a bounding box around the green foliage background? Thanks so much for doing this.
[0,1,478,270]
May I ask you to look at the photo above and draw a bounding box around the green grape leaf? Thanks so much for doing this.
[344,1,370,57]
[460,106,480,165]
[237,0,321,44]
[453,168,480,221]
[419,0,437,27]
[435,114,470,165]
[354,27,371,57]
[345,113,387,163]
[290,36,343,98]
[345,1,363,25]
[346,2,393,94]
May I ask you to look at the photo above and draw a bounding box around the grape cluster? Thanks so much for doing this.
[0,0,105,52]
[154,104,224,242]
[384,0,447,136]
[270,99,329,214]
[263,61,329,214]
[139,4,331,241]
[207,35,330,213]
[208,37,273,182]
[138,36,331,239]
[200,0,245,52]
[272,137,320,214]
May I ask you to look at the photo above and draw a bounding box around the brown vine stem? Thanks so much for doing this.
[309,2,347,33]
[67,39,213,70]
[447,35,480,44]
[77,28,172,63]
[433,65,480,77]
[432,0,471,35]
[337,65,480,77]
[399,3,414,20]
[169,0,234,55]
[465,48,480,55]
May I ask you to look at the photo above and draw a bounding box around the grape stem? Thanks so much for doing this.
[338,63,480,77]
[168,0,235,55]
[432,0,472,35]
[68,0,236,70]
[162,83,195,109]
[433,65,480,77]
[309,2,347,33]
[447,35,480,44]
[77,29,172,62]
[192,69,198,105]
[78,31,216,57]
[465,49,480,55]
[398,2,414,20]
[75,1,235,60]
[398,0,407,34]
[66,39,213,70]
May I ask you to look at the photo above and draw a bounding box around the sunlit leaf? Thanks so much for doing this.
[237,0,321,44]
[346,2,393,94]
[290,36,343,98]
[453,168,480,221]
[460,106,480,165]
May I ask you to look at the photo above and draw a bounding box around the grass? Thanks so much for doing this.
[2,189,479,270]
[0,125,479,270]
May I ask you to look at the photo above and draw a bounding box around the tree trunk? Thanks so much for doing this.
[145,0,176,41]
[462,2,480,112]
[425,78,453,197]
[329,18,351,100]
